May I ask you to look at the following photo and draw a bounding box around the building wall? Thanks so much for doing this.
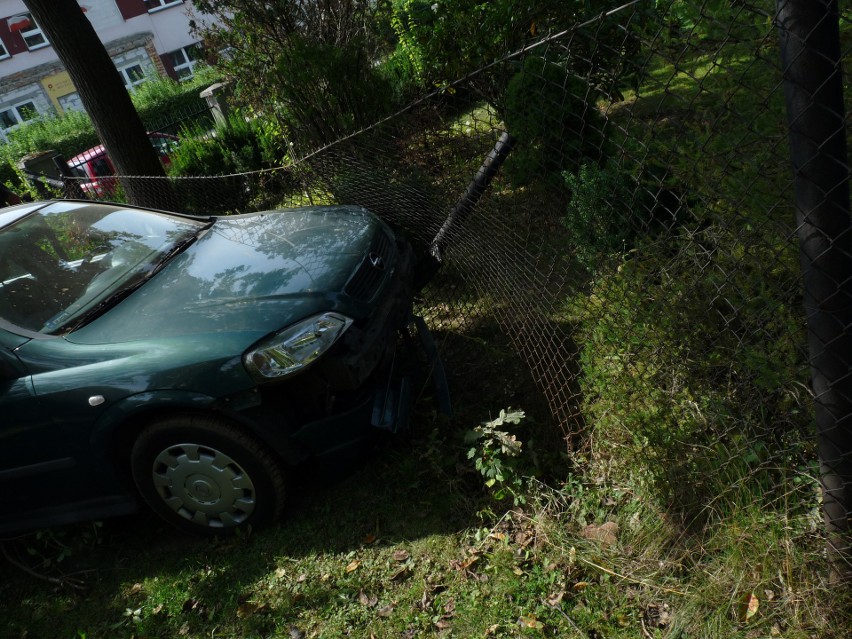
[0,0,213,138]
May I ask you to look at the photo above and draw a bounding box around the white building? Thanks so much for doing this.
[0,0,213,136]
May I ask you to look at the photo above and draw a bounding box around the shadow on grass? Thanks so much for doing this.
[0,317,568,639]
[0,436,472,637]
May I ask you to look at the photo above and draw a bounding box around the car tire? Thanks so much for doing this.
[130,415,286,535]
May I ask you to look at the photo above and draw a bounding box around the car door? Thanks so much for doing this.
[0,338,107,525]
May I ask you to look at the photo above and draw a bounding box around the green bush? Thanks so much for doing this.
[503,56,607,186]
[132,67,221,134]
[569,222,810,523]
[654,0,770,46]
[191,1,398,151]
[268,37,396,147]
[562,163,636,270]
[168,112,284,177]
[388,0,644,107]
[166,111,291,214]
[0,109,98,168]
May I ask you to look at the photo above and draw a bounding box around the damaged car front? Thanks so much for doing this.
[0,201,441,535]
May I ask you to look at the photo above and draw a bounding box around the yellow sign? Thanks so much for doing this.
[41,71,77,114]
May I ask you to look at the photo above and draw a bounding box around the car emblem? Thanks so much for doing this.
[368,252,385,271]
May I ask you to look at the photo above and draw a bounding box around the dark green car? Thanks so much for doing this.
[0,200,419,535]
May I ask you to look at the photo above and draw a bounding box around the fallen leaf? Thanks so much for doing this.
[181,598,200,613]
[392,549,411,562]
[581,522,619,546]
[358,590,378,608]
[512,567,524,576]
[390,566,412,581]
[377,603,395,617]
[274,567,286,578]
[737,592,759,623]
[236,602,268,618]
[546,591,564,607]
[297,573,307,583]
[128,583,143,595]
[644,603,672,629]
[363,534,378,545]
[573,581,590,591]
[434,619,452,630]
[345,560,361,573]
[514,531,533,548]
[518,615,545,629]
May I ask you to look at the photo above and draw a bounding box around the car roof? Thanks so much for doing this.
[68,145,107,166]
[0,202,49,230]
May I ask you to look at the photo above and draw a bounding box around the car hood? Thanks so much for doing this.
[67,206,386,345]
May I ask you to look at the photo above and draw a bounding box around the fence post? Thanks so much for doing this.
[200,82,232,128]
[776,0,852,582]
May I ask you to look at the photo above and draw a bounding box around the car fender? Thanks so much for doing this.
[89,389,218,460]
[89,389,309,472]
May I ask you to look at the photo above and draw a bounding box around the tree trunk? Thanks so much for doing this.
[777,0,852,583]
[23,0,174,210]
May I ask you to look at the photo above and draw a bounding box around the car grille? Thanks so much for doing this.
[344,230,394,302]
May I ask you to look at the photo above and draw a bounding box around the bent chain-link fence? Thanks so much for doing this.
[45,1,851,582]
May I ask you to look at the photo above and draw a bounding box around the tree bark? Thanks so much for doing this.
[777,0,852,583]
[23,0,174,210]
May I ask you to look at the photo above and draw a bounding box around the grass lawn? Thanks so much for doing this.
[2,325,848,639]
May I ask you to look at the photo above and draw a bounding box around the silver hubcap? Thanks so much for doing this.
[151,443,256,528]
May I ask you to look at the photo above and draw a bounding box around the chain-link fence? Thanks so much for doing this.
[38,0,851,590]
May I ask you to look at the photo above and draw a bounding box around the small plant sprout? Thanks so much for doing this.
[467,408,526,504]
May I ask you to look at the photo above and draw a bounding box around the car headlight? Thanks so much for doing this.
[243,312,353,379]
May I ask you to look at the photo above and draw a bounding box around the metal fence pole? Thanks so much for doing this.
[777,0,852,582]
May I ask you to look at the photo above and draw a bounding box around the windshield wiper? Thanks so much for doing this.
[61,279,146,333]
[60,221,214,334]
[148,220,214,277]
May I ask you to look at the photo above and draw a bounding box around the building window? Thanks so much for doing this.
[118,63,146,90]
[8,14,48,50]
[0,101,38,130]
[169,44,201,80]
[144,0,183,12]
[0,40,10,61]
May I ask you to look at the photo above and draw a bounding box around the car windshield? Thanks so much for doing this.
[0,201,204,334]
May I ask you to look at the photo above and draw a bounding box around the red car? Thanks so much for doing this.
[67,132,179,196]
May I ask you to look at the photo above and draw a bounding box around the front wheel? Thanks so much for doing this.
[130,416,287,535]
